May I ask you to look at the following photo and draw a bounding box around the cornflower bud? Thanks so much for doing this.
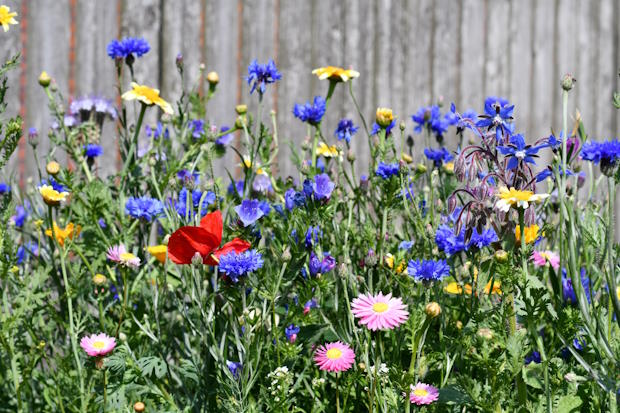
[38,71,51,87]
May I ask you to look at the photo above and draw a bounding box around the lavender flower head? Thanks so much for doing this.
[235,199,265,227]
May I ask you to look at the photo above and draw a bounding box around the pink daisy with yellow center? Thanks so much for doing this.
[351,292,409,331]
[531,250,560,270]
[408,382,439,405]
[107,244,141,269]
[79,333,116,357]
[313,341,355,372]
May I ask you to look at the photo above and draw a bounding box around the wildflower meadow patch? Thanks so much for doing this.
[0,5,619,413]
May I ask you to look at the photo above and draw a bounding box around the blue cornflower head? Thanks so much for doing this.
[412,105,450,137]
[145,122,169,140]
[226,360,242,379]
[399,240,414,251]
[235,199,265,227]
[218,250,264,282]
[313,173,335,200]
[216,126,234,146]
[370,120,396,136]
[424,147,454,167]
[40,177,68,193]
[228,180,244,197]
[175,188,215,218]
[562,268,590,305]
[98,218,106,228]
[309,251,336,276]
[125,196,164,221]
[375,162,399,179]
[17,242,38,265]
[305,225,322,249]
[177,169,200,184]
[247,59,281,94]
[303,179,314,197]
[107,37,150,60]
[525,351,541,365]
[0,182,10,194]
[285,324,300,343]
[334,118,359,143]
[497,134,542,170]
[435,224,497,255]
[407,259,450,282]
[293,96,326,125]
[11,204,28,227]
[580,139,620,165]
[189,119,205,139]
[84,144,103,158]
[476,96,515,141]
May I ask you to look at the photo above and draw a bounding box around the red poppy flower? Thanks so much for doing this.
[168,210,250,265]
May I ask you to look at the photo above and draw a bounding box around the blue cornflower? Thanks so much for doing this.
[285,324,300,343]
[228,180,244,197]
[334,118,359,143]
[216,126,234,146]
[0,182,10,194]
[247,59,281,94]
[525,351,541,365]
[17,242,38,265]
[125,196,164,221]
[309,251,336,277]
[399,240,413,251]
[435,224,497,255]
[235,199,265,227]
[293,96,326,125]
[40,177,68,193]
[107,37,150,60]
[226,360,243,379]
[177,169,200,184]
[412,105,449,137]
[497,134,542,170]
[581,139,620,165]
[145,122,169,140]
[312,173,335,200]
[175,188,216,218]
[218,250,264,282]
[375,162,399,179]
[407,259,450,282]
[305,226,322,249]
[562,268,590,305]
[476,96,515,141]
[370,120,396,136]
[11,204,28,227]
[535,165,574,182]
[98,218,107,228]
[424,148,454,167]
[189,119,205,139]
[84,144,103,158]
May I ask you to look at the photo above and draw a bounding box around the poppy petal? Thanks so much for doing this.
[168,226,220,264]
[203,238,252,266]
[199,210,223,246]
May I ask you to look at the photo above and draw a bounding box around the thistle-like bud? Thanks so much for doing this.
[175,53,184,71]
[235,115,246,129]
[281,247,291,262]
[561,74,576,91]
[399,121,406,131]
[46,161,60,176]
[494,250,508,263]
[207,71,219,85]
[191,252,203,266]
[365,249,377,267]
[28,127,38,146]
[235,104,248,115]
[425,302,441,318]
[38,71,51,87]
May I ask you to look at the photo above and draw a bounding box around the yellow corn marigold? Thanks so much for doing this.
[39,185,69,206]
[515,224,540,244]
[0,5,18,32]
[147,245,167,264]
[496,186,548,212]
[45,222,81,247]
[312,66,359,82]
[121,82,173,114]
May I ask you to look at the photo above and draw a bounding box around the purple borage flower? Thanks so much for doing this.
[247,59,281,94]
[235,199,265,227]
[497,134,543,170]
[476,96,515,142]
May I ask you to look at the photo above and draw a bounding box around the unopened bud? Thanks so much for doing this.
[282,248,291,262]
[38,71,51,87]
[347,150,356,162]
[207,71,219,85]
[46,161,60,176]
[416,163,427,174]
[176,54,184,71]
[375,107,394,128]
[561,74,576,91]
[494,250,508,263]
[191,252,203,266]
[235,115,246,129]
[134,402,146,412]
[235,104,247,115]
[425,302,441,318]
[477,327,494,340]
[401,153,413,164]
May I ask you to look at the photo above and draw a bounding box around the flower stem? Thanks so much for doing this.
[606,177,620,327]
[120,103,147,191]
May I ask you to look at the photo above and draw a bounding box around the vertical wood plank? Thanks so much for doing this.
[74,0,119,178]
[595,0,616,140]
[459,0,485,113]
[484,0,510,98]
[574,0,596,139]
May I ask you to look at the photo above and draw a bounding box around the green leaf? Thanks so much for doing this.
[556,394,582,412]
[523,364,544,390]
[137,356,167,379]
[437,385,471,404]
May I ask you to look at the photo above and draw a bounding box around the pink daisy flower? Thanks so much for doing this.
[313,341,355,372]
[409,382,439,405]
[351,292,409,331]
[80,333,116,357]
[107,244,141,269]
[531,250,559,270]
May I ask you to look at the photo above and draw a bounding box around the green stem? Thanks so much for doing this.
[606,177,620,327]
[120,103,147,190]
[335,373,340,413]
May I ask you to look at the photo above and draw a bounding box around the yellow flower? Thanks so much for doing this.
[401,153,413,164]
[0,5,18,32]
[495,186,548,212]
[46,161,60,175]
[425,302,442,318]
[92,274,107,285]
[312,66,359,82]
[38,71,51,87]
[395,260,407,274]
[316,142,339,158]
[45,222,81,247]
[515,224,540,244]
[375,107,394,127]
[39,185,69,206]
[616,286,620,301]
[444,280,501,296]
[33,219,44,228]
[384,253,394,269]
[147,245,167,264]
[443,162,454,174]
[121,82,173,114]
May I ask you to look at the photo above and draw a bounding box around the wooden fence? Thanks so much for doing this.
[1,0,619,190]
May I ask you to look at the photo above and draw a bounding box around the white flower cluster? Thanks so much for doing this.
[267,366,294,399]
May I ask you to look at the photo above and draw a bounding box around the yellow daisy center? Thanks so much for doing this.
[372,302,389,313]
[92,341,106,349]
[120,252,136,261]
[413,388,429,397]
[326,348,342,359]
